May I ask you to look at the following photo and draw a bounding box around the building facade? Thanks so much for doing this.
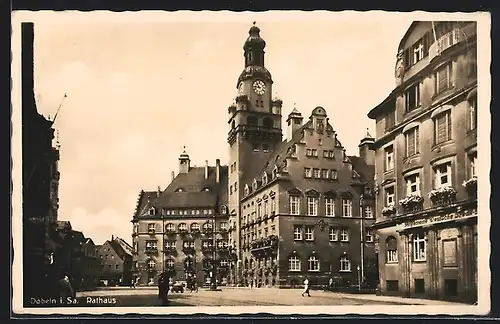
[131,24,378,289]
[227,25,377,288]
[131,157,232,286]
[97,236,133,286]
[82,238,102,290]
[368,21,477,303]
[21,22,62,304]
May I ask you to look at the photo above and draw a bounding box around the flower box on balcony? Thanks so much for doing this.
[463,176,477,197]
[381,204,396,216]
[429,186,457,206]
[399,194,424,213]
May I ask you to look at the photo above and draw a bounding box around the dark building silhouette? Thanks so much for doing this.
[97,236,133,286]
[21,22,61,304]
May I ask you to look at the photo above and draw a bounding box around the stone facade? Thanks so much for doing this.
[368,21,477,303]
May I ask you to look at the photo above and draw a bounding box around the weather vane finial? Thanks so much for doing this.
[253,21,256,25]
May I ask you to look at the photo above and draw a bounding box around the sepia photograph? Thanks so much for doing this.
[11,10,491,316]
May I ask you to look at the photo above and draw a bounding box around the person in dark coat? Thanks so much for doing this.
[158,271,169,306]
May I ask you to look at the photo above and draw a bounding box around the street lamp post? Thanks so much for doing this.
[359,194,365,287]
[357,265,361,292]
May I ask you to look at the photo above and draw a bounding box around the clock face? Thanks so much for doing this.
[252,80,266,95]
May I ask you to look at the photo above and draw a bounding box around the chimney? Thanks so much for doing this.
[358,129,375,166]
[157,186,161,197]
[171,171,175,182]
[21,22,36,116]
[178,146,190,174]
[111,235,114,241]
[216,159,221,183]
[205,160,209,179]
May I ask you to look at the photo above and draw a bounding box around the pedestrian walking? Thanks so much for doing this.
[158,271,169,306]
[56,273,75,302]
[328,277,334,291]
[301,277,311,297]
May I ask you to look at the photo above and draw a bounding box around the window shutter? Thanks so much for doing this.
[437,66,448,93]
[404,49,411,68]
[423,32,430,56]
[415,128,419,153]
[436,114,447,144]
[406,130,415,156]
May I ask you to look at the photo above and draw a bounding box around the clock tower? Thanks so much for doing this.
[227,24,283,277]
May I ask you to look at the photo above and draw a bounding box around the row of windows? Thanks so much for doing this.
[148,207,215,217]
[289,196,373,218]
[383,153,477,207]
[138,221,228,233]
[386,78,477,133]
[384,234,458,265]
[242,226,276,243]
[303,168,338,180]
[142,240,230,250]
[305,148,335,159]
[145,258,230,269]
[292,226,374,243]
[288,255,352,272]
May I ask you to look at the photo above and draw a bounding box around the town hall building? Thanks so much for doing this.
[132,24,378,289]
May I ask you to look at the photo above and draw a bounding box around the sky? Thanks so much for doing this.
[26,12,413,245]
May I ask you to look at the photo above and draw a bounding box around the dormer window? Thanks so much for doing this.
[202,187,211,192]
[252,179,258,191]
[272,165,279,179]
[221,205,228,214]
[175,188,184,192]
[244,184,250,196]
[262,172,268,185]
[149,207,156,216]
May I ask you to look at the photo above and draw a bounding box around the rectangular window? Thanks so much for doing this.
[339,257,351,272]
[329,227,338,241]
[148,223,155,231]
[293,225,303,241]
[405,83,421,112]
[220,221,227,230]
[340,228,349,242]
[413,40,424,63]
[262,144,269,152]
[271,198,276,213]
[323,150,335,158]
[469,153,477,178]
[263,200,268,215]
[257,203,262,217]
[386,280,399,292]
[413,233,426,262]
[321,169,329,179]
[364,229,374,242]
[414,279,425,294]
[312,149,318,157]
[307,197,318,216]
[385,145,394,171]
[330,170,338,180]
[436,63,452,94]
[342,199,352,217]
[385,110,396,131]
[289,257,301,272]
[434,111,452,145]
[305,226,314,241]
[387,249,398,263]
[290,196,300,215]
[469,97,477,131]
[405,127,419,157]
[304,168,312,178]
[364,206,373,219]
[434,162,452,188]
[443,239,457,266]
[405,173,421,196]
[325,198,335,217]
[312,168,320,179]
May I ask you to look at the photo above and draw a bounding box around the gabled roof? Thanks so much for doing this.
[107,238,132,261]
[135,164,229,214]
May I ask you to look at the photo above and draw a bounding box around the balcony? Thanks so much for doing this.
[463,176,478,199]
[428,186,457,208]
[250,235,279,257]
[399,194,424,214]
[429,23,476,62]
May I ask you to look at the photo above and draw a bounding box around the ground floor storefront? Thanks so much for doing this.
[375,203,477,304]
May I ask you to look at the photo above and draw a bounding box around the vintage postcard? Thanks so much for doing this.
[11,10,491,316]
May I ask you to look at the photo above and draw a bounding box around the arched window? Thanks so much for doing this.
[308,256,320,272]
[244,184,250,196]
[203,222,213,230]
[178,223,187,231]
[289,255,301,272]
[149,207,156,216]
[247,116,258,125]
[191,223,200,231]
[340,256,351,272]
[263,117,273,129]
[262,172,268,185]
[165,223,175,232]
[252,178,258,191]
[386,236,398,263]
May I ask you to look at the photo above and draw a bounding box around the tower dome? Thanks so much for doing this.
[243,22,266,51]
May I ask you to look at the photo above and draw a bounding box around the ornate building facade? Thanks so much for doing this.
[131,156,233,286]
[227,24,377,288]
[368,21,477,303]
[132,24,377,289]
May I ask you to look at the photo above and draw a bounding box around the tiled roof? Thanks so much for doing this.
[135,164,229,214]
[108,239,132,261]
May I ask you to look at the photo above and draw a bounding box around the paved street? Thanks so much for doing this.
[70,287,464,307]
